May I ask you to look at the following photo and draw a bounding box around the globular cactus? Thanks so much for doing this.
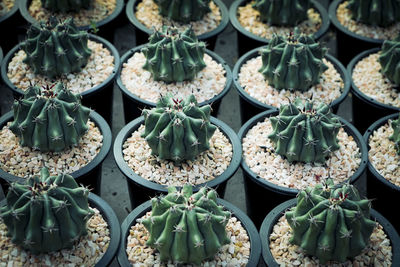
[252,0,310,26]
[141,94,216,163]
[142,184,231,265]
[22,17,91,79]
[9,83,90,152]
[142,26,206,83]
[268,98,341,164]
[40,0,91,13]
[154,0,211,23]
[389,113,400,154]
[285,179,376,264]
[347,0,400,27]
[259,30,328,92]
[0,167,93,254]
[379,35,400,85]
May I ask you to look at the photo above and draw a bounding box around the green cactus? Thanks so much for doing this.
[142,184,231,265]
[379,35,400,85]
[268,98,341,164]
[347,0,400,27]
[389,113,400,154]
[285,179,376,264]
[0,167,93,254]
[252,0,310,26]
[141,94,216,163]
[9,83,90,152]
[154,0,211,23]
[142,26,206,83]
[40,0,91,13]
[259,30,328,92]
[22,17,92,79]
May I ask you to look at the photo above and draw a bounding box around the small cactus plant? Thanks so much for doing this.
[285,179,376,264]
[259,30,328,92]
[389,113,400,154]
[9,83,90,152]
[0,167,93,254]
[142,26,206,83]
[347,0,400,27]
[141,94,216,163]
[268,98,341,164]
[252,0,310,26]
[40,0,91,13]
[22,17,92,79]
[142,184,231,265]
[379,34,400,85]
[154,0,211,23]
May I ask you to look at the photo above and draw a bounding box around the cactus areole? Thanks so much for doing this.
[141,184,231,265]
[40,0,91,13]
[285,179,376,264]
[0,167,93,254]
[347,0,400,27]
[389,113,400,155]
[268,98,341,164]
[154,0,211,23]
[379,34,400,86]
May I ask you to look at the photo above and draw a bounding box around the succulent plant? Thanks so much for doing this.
[22,17,91,79]
[285,179,376,264]
[252,0,310,26]
[9,83,90,152]
[141,94,216,163]
[141,184,231,265]
[259,30,328,92]
[268,98,341,164]
[40,0,91,13]
[347,0,400,27]
[142,26,206,83]
[379,35,400,85]
[154,0,211,23]
[0,167,93,254]
[389,113,400,154]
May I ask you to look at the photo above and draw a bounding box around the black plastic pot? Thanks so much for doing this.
[125,0,229,50]
[233,47,350,124]
[237,109,368,229]
[0,1,24,53]
[260,199,400,266]
[114,116,242,208]
[0,110,112,195]
[329,0,384,66]
[18,0,124,42]
[1,34,120,125]
[0,192,120,267]
[229,0,330,57]
[348,48,400,134]
[116,45,233,123]
[118,198,261,266]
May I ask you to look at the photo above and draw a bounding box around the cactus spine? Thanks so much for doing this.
[347,0,400,27]
[40,0,91,13]
[0,167,93,254]
[142,184,231,265]
[154,0,211,23]
[379,35,400,86]
[389,113,400,154]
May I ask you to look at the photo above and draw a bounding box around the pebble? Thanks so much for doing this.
[0,0,14,15]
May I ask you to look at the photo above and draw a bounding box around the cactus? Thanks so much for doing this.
[22,17,92,79]
[379,35,400,85]
[285,179,376,264]
[154,0,211,23]
[252,0,310,26]
[389,113,400,154]
[268,98,341,164]
[9,83,90,152]
[141,94,216,163]
[347,0,400,27]
[142,26,206,83]
[142,184,231,265]
[40,0,91,13]
[0,167,93,254]
[259,30,328,92]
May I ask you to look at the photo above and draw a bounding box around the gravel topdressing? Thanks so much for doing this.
[0,0,14,15]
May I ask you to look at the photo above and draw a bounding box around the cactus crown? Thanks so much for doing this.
[379,34,400,86]
[389,113,400,154]
[142,26,207,83]
[9,82,91,152]
[268,98,341,164]
[40,0,91,13]
[154,0,211,23]
[141,184,231,265]
[22,17,92,79]
[259,30,328,92]
[252,0,310,26]
[141,94,216,163]
[0,167,93,254]
[347,0,400,27]
[285,179,376,264]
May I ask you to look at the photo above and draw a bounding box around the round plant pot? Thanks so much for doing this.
[117,198,261,266]
[0,1,24,53]
[260,199,400,266]
[233,47,350,124]
[113,116,242,208]
[229,0,330,57]
[18,0,124,42]
[0,110,112,195]
[237,109,368,229]
[116,45,232,123]
[125,0,229,50]
[0,34,120,125]
[0,192,120,267]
